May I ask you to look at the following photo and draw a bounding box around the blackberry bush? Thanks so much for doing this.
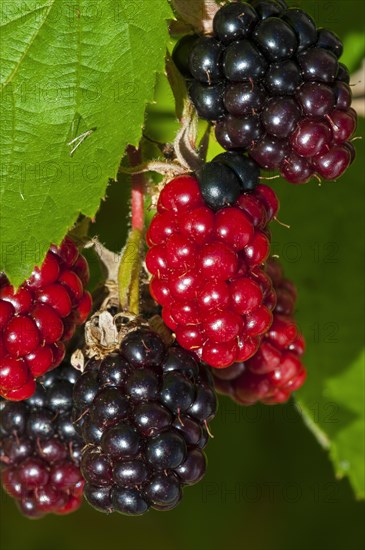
[174,0,357,183]
[213,257,306,404]
[72,328,217,515]
[146,173,278,368]
[0,238,92,401]
[0,365,84,518]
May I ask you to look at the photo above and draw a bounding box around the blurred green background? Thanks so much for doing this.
[1,1,364,549]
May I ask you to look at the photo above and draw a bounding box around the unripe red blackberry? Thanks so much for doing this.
[0,238,92,401]
[146,175,279,369]
[177,0,357,183]
[72,328,217,515]
[213,257,306,404]
[0,365,84,518]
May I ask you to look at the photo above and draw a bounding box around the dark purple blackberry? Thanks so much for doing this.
[265,59,303,95]
[172,34,199,78]
[174,448,206,485]
[281,8,317,52]
[280,151,313,184]
[80,415,103,445]
[121,328,165,367]
[296,82,335,117]
[223,40,268,81]
[212,152,260,191]
[261,97,301,138]
[196,161,242,210]
[189,37,224,84]
[74,328,217,515]
[0,365,84,518]
[316,28,343,58]
[160,372,195,412]
[213,2,258,43]
[134,402,172,437]
[253,17,298,61]
[83,484,111,512]
[333,82,352,111]
[216,113,264,150]
[274,0,288,8]
[250,135,288,170]
[298,47,339,83]
[250,0,284,20]
[224,81,266,116]
[337,63,350,84]
[173,0,357,184]
[343,141,356,163]
[189,81,225,120]
[195,151,261,210]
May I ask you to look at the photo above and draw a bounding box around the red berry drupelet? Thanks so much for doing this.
[72,328,217,515]
[213,257,306,404]
[173,0,357,183]
[0,238,92,401]
[0,365,84,518]
[146,174,279,369]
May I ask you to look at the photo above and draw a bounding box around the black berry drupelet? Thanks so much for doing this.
[213,2,258,43]
[0,365,84,518]
[73,329,217,515]
[175,0,357,183]
[196,151,261,210]
[189,37,224,84]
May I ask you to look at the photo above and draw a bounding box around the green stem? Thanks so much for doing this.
[117,228,142,315]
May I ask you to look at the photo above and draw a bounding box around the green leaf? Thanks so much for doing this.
[0,0,172,287]
[165,51,188,120]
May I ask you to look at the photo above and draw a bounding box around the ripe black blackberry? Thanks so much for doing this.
[72,328,217,515]
[174,0,357,183]
[196,151,261,209]
[0,365,84,518]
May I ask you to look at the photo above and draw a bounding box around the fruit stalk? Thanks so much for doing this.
[127,146,145,232]
[117,146,146,315]
[117,229,142,315]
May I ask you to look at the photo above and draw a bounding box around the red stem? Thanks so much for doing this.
[127,145,145,232]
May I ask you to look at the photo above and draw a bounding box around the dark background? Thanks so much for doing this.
[1,1,364,549]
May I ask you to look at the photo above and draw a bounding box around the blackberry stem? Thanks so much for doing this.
[117,146,146,315]
[117,229,142,315]
[127,146,145,232]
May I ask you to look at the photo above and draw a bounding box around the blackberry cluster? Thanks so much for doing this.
[0,366,84,518]
[72,328,217,515]
[213,257,306,404]
[174,0,357,183]
[0,238,92,401]
[146,174,279,368]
